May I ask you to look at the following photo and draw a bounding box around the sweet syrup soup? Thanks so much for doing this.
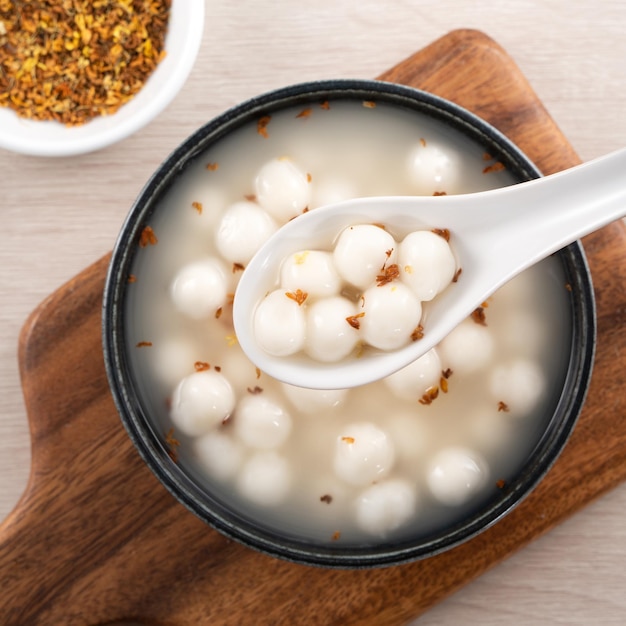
[125,100,572,544]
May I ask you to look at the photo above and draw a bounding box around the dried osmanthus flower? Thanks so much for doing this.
[0,0,170,126]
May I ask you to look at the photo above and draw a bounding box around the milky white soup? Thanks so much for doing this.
[125,100,572,545]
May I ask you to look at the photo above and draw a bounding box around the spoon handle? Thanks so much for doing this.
[419,148,626,360]
[460,147,626,283]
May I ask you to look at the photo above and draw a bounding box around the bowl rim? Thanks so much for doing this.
[102,78,596,568]
[0,0,205,157]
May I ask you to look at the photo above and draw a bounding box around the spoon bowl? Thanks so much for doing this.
[234,147,626,389]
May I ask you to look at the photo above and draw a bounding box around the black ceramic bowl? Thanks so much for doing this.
[102,79,595,568]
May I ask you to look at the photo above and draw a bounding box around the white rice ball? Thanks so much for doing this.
[236,451,291,506]
[170,370,236,437]
[465,404,512,453]
[182,186,227,233]
[170,257,229,320]
[360,282,422,350]
[383,348,442,401]
[333,224,398,290]
[215,200,278,265]
[254,157,311,222]
[499,309,545,356]
[234,393,292,449]
[489,359,546,416]
[253,289,306,356]
[355,479,417,536]
[193,429,244,480]
[493,271,536,308]
[280,250,342,298]
[305,296,360,362]
[406,140,460,195]
[218,345,262,396]
[281,383,348,415]
[386,411,432,472]
[427,446,489,506]
[438,318,494,376]
[398,230,456,301]
[334,422,395,486]
[310,473,351,508]
[310,177,358,209]
[151,337,196,390]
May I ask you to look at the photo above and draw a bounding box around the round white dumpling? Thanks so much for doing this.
[355,479,417,536]
[383,348,442,401]
[305,296,360,362]
[499,309,545,356]
[333,224,398,290]
[398,230,456,301]
[465,404,511,453]
[253,289,306,356]
[254,157,311,222]
[334,422,395,486]
[438,318,494,376]
[215,200,278,265]
[218,345,262,396]
[310,177,358,209]
[170,370,236,437]
[406,140,460,195]
[151,337,196,389]
[309,473,351,508]
[360,282,422,350]
[489,359,546,416]
[427,447,489,506]
[182,187,226,233]
[170,257,229,320]
[234,393,292,449]
[280,250,342,298]
[281,383,348,415]
[493,271,536,308]
[386,411,432,471]
[237,451,291,506]
[193,429,244,480]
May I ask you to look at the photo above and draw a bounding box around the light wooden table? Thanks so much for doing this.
[1,2,625,624]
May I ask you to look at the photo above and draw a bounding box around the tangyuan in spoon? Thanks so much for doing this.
[233,148,626,389]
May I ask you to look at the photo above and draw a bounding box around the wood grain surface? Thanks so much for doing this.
[1,29,626,626]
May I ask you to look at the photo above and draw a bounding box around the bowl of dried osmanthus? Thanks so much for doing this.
[0,0,204,157]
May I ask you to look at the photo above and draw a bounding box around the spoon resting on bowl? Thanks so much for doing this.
[233,147,626,390]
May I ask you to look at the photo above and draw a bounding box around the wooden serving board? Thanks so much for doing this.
[2,29,626,625]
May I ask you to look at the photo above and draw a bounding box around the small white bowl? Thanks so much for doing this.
[0,1,204,157]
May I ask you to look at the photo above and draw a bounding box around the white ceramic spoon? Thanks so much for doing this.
[233,148,626,390]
